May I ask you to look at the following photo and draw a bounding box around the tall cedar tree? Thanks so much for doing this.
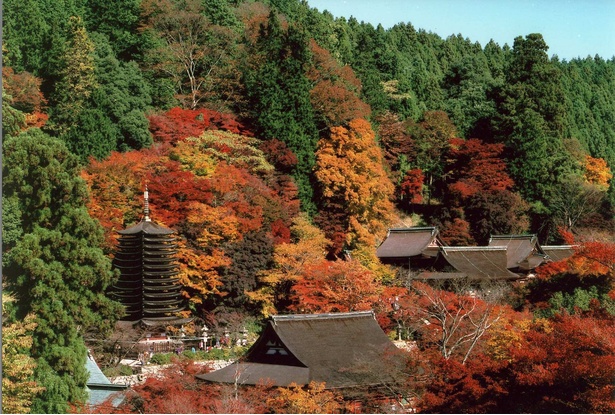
[492,34,577,212]
[244,11,319,215]
[2,129,123,413]
[82,0,144,60]
[2,87,27,137]
[47,16,98,138]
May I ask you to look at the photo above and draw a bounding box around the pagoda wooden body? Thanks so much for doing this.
[112,221,183,320]
[112,189,184,321]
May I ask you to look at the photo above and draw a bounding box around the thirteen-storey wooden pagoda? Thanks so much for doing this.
[111,187,184,321]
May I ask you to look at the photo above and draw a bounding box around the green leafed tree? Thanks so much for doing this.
[141,0,241,110]
[2,129,123,413]
[83,0,144,60]
[202,0,242,28]
[442,53,497,139]
[49,31,153,162]
[89,33,152,152]
[2,0,48,73]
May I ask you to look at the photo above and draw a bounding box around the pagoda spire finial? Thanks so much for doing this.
[144,184,151,222]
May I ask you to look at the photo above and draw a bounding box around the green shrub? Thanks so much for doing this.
[102,364,134,378]
[149,353,173,365]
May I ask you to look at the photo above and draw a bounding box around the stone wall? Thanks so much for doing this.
[110,360,233,387]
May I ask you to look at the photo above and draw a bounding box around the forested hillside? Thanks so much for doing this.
[3,0,615,413]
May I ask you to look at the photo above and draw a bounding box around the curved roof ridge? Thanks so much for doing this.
[388,226,438,233]
[489,234,537,240]
[272,310,374,322]
[443,246,507,251]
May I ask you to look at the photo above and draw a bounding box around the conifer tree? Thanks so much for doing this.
[2,129,123,413]
[47,15,98,138]
[245,11,319,215]
[491,34,578,225]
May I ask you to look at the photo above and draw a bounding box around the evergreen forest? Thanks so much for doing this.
[2,0,615,413]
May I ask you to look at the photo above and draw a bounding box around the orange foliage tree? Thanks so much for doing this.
[247,213,330,317]
[307,41,371,129]
[109,359,274,414]
[2,67,48,129]
[82,149,161,249]
[266,381,343,414]
[399,168,425,207]
[446,138,514,202]
[535,238,614,281]
[440,137,528,244]
[414,241,615,413]
[523,238,615,317]
[376,111,416,175]
[506,313,615,413]
[314,118,395,258]
[2,67,46,112]
[148,107,251,145]
[289,259,383,314]
[584,155,613,189]
[418,312,615,413]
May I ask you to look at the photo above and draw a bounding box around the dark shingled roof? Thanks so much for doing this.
[197,311,405,389]
[197,363,310,387]
[542,245,576,262]
[376,227,439,258]
[488,234,540,270]
[441,246,520,279]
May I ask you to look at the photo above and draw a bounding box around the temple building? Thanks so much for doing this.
[437,246,519,280]
[197,311,407,400]
[111,187,185,322]
[377,227,576,281]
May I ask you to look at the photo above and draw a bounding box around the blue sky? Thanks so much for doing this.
[306,0,615,60]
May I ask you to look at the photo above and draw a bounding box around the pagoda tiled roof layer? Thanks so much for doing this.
[118,220,175,235]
